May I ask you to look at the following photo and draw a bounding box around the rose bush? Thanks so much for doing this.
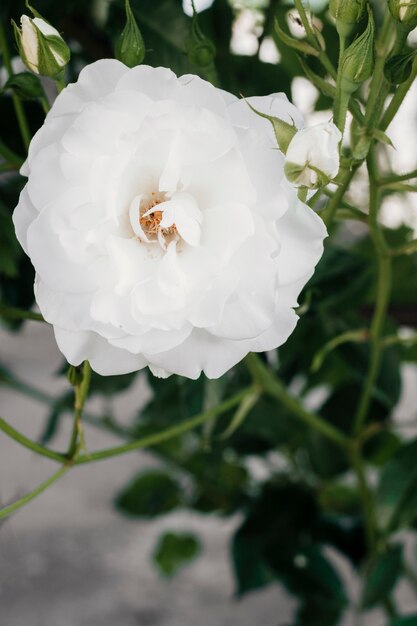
[13,59,326,379]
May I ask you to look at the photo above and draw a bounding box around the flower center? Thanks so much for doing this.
[139,193,177,242]
[129,190,203,250]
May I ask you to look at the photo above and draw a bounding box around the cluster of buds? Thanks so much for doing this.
[12,4,70,78]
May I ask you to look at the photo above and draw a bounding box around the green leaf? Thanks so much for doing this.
[0,202,21,278]
[115,470,183,518]
[361,545,402,609]
[2,72,44,100]
[375,439,417,533]
[153,531,201,577]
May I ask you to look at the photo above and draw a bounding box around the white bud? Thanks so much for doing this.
[284,122,342,188]
[13,14,70,77]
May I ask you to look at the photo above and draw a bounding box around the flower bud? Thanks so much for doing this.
[12,12,70,78]
[187,1,216,69]
[115,0,145,68]
[340,7,375,94]
[284,123,342,188]
[388,0,417,29]
[329,0,366,37]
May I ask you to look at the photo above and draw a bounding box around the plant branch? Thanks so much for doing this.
[244,353,349,449]
[354,149,392,435]
[321,164,359,226]
[0,416,67,463]
[0,466,69,520]
[74,386,255,465]
[67,361,91,459]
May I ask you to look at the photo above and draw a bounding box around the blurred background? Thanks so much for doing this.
[1,0,417,625]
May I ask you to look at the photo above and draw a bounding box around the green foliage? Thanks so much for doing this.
[1,1,417,623]
[361,545,403,609]
[153,531,201,577]
[115,470,183,518]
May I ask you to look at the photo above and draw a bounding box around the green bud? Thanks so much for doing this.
[340,6,375,94]
[243,99,297,154]
[385,49,417,84]
[388,0,417,29]
[329,0,367,37]
[12,4,70,78]
[187,1,216,69]
[67,365,83,387]
[115,0,145,68]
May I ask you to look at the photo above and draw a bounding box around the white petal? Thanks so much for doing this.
[54,327,147,375]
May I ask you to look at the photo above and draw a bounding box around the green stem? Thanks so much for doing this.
[0,303,45,322]
[0,138,24,167]
[364,12,395,130]
[353,149,391,435]
[390,240,417,256]
[404,562,417,600]
[293,0,317,47]
[0,22,31,151]
[0,416,67,463]
[67,361,91,459]
[245,353,349,449]
[0,466,69,520]
[321,164,359,226]
[350,446,377,551]
[381,55,417,131]
[378,169,417,186]
[74,386,255,464]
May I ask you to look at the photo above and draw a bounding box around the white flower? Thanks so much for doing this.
[284,122,342,188]
[13,60,327,379]
[13,15,69,76]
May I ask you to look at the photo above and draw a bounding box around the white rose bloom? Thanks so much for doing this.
[13,60,327,379]
[284,122,342,188]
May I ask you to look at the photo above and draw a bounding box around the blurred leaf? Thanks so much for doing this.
[0,202,21,277]
[115,470,183,518]
[375,439,417,533]
[2,72,45,99]
[363,431,401,467]
[361,545,402,609]
[89,370,138,396]
[389,618,417,626]
[153,531,201,577]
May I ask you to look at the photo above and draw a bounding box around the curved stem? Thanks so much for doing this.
[245,353,349,449]
[0,466,69,520]
[321,164,359,226]
[74,386,256,465]
[0,416,67,462]
[0,22,31,151]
